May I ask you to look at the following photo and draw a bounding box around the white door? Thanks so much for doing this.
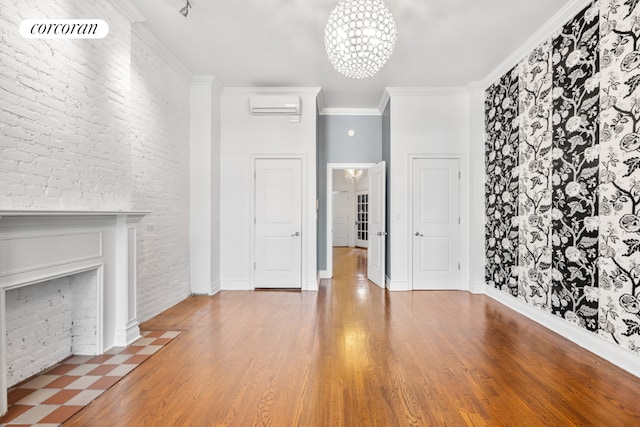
[254,158,302,288]
[412,158,460,290]
[355,190,368,248]
[367,161,386,288]
[332,191,349,247]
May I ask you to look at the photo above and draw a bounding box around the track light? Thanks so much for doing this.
[180,0,192,18]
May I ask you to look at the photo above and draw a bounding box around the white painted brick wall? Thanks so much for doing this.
[5,271,97,386]
[130,30,192,322]
[0,0,192,335]
[0,0,132,209]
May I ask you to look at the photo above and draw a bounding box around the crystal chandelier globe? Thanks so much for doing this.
[324,0,397,79]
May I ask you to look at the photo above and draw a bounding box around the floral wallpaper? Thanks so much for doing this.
[517,42,554,310]
[599,0,640,351]
[550,4,600,331]
[485,67,520,296]
[485,0,640,355]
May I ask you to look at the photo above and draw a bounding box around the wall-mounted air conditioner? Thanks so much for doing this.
[249,95,301,115]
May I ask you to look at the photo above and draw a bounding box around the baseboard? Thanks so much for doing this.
[220,280,252,291]
[210,281,221,296]
[468,281,485,295]
[385,275,391,290]
[306,280,319,291]
[485,286,640,379]
[387,280,410,292]
[319,270,332,279]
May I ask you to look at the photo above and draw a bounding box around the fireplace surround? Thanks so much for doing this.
[0,210,147,415]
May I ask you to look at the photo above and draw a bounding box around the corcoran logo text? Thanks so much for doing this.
[20,19,109,39]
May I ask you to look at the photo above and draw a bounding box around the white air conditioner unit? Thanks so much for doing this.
[249,95,301,115]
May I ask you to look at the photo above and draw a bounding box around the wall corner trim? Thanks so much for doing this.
[132,24,192,80]
[485,287,640,379]
[210,281,221,296]
[192,75,223,91]
[109,0,146,23]
[319,270,332,279]
[378,89,391,113]
[482,0,592,87]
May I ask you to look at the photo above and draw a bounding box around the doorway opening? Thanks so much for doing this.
[326,162,386,288]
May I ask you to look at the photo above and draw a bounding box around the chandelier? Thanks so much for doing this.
[324,0,397,79]
[344,169,364,183]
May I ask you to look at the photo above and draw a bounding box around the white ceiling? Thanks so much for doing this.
[131,0,571,109]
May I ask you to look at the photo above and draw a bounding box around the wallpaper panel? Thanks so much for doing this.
[485,67,520,296]
[550,3,600,331]
[599,0,640,350]
[517,42,554,310]
[486,0,640,356]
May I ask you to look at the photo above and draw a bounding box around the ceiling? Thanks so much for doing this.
[131,0,571,110]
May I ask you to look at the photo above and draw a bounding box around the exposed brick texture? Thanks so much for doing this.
[0,0,192,380]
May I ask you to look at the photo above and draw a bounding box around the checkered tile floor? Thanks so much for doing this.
[0,330,180,426]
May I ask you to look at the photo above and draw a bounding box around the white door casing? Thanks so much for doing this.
[332,191,349,247]
[412,158,461,290]
[367,161,386,288]
[254,158,302,288]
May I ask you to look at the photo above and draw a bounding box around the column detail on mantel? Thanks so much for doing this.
[0,210,148,416]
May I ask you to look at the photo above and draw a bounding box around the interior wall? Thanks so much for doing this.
[0,0,193,323]
[220,89,318,290]
[382,101,391,278]
[387,90,470,291]
[484,0,640,367]
[317,115,383,271]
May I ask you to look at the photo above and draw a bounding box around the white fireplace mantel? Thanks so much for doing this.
[0,210,149,416]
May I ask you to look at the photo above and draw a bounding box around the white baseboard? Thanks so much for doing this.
[387,280,410,292]
[485,286,640,379]
[306,280,319,291]
[210,281,221,296]
[468,281,485,295]
[319,270,332,279]
[220,280,252,291]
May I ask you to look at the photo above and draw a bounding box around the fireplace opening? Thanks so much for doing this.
[5,270,98,387]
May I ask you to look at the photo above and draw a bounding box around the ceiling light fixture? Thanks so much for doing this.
[180,0,192,18]
[344,169,364,183]
[324,0,397,79]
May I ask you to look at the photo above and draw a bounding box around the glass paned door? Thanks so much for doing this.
[356,191,368,248]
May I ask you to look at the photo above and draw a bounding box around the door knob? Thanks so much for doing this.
[377,231,388,236]
[415,232,423,237]
[291,231,300,237]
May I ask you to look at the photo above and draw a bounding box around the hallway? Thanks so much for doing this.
[66,248,640,425]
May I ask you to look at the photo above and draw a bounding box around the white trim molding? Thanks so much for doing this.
[109,0,146,23]
[485,286,640,379]
[132,24,192,80]
[482,0,592,88]
[386,87,469,97]
[320,108,381,116]
[223,87,322,97]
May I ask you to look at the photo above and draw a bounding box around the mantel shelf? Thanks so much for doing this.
[0,210,151,218]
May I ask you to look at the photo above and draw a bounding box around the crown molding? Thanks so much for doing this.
[377,89,390,113]
[192,75,224,91]
[132,24,192,80]
[482,0,592,87]
[385,87,468,97]
[109,0,146,23]
[320,108,381,116]
[316,89,326,113]
[223,87,322,96]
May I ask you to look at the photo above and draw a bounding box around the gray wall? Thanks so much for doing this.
[318,115,383,271]
[382,101,391,278]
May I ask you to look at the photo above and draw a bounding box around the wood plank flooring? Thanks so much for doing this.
[66,247,640,426]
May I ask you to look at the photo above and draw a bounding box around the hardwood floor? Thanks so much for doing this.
[66,247,640,426]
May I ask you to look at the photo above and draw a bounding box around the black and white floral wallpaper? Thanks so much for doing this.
[485,0,640,354]
[486,67,519,296]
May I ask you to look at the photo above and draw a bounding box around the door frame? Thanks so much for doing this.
[408,154,464,290]
[251,155,307,289]
[325,163,375,278]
